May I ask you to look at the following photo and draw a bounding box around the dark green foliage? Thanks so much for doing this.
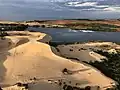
[16,82,22,87]
[66,85,73,90]
[56,48,60,52]
[22,84,29,89]
[73,86,80,90]
[16,82,29,89]
[87,50,120,89]
[85,86,91,90]
[49,42,76,47]
[62,68,68,73]
[62,84,91,90]
[41,25,45,28]
[70,49,73,51]
[66,57,79,61]
[64,23,120,32]
[0,28,8,40]
[0,24,28,31]
[63,84,67,90]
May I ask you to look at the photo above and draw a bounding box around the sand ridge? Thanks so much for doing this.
[0,31,116,90]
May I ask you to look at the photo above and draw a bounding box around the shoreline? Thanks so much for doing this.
[1,19,120,32]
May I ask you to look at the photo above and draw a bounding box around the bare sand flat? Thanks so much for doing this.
[53,44,106,62]
[53,42,120,63]
[0,31,116,90]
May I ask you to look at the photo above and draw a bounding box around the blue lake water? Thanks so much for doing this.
[27,27,120,43]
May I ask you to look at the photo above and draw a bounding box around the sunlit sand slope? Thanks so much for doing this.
[0,31,116,90]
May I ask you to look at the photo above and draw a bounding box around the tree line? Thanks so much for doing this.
[85,50,120,90]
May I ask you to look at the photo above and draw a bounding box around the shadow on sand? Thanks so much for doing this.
[0,38,15,86]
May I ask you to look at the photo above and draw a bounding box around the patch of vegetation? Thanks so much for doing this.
[64,23,120,32]
[49,42,76,47]
[0,28,9,40]
[57,78,99,90]
[86,50,120,89]
[0,24,28,31]
[16,82,29,89]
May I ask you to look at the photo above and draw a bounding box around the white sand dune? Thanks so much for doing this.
[0,31,116,90]
[89,51,107,62]
[54,44,107,63]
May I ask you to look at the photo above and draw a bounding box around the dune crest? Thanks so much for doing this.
[0,31,116,90]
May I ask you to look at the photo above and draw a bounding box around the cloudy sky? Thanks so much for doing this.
[0,0,120,21]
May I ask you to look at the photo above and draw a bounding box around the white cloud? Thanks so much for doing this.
[67,2,80,5]
[67,2,97,7]
[64,1,120,12]
[104,7,116,11]
[103,6,120,12]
